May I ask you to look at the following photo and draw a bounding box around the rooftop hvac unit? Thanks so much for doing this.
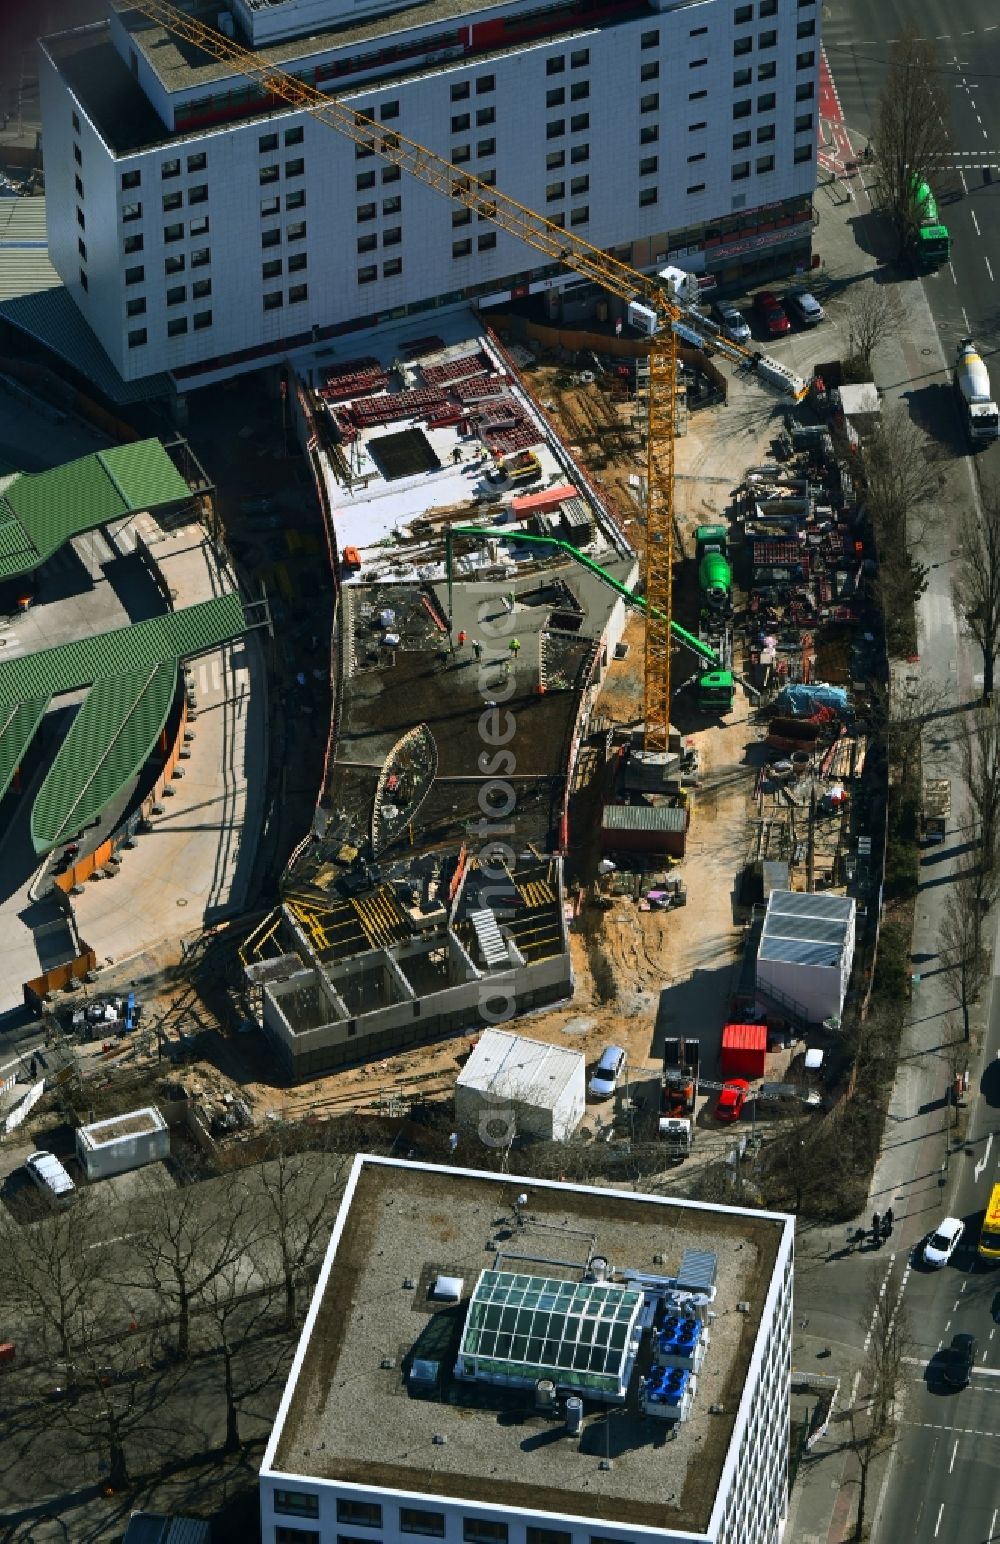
[589,1255,609,1283]
[432,1274,464,1302]
[534,1378,557,1412]
[565,1395,584,1436]
[408,1358,441,1396]
[641,1366,695,1422]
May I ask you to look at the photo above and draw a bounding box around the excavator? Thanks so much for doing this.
[129,1,810,747]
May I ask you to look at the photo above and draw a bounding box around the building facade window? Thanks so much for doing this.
[264,257,284,276]
[639,156,657,175]
[126,297,145,317]
[75,175,85,198]
[477,138,496,157]
[570,205,589,225]
[125,264,144,285]
[162,158,180,178]
[756,153,775,173]
[167,316,188,337]
[759,29,776,48]
[192,278,211,298]
[476,107,495,126]
[187,152,207,172]
[260,165,279,184]
[73,144,82,166]
[164,222,183,242]
[758,59,776,80]
[639,186,657,206]
[382,226,402,246]
[546,150,564,169]
[356,171,376,190]
[687,182,706,194]
[758,92,776,111]
[289,283,308,302]
[163,190,183,211]
[121,169,141,191]
[191,247,210,267]
[732,161,750,180]
[734,68,751,87]
[127,328,147,348]
[276,1528,319,1544]
[640,29,658,47]
[164,254,184,274]
[758,123,775,142]
[639,93,659,113]
[546,88,564,107]
[285,158,305,178]
[797,50,815,68]
[797,17,816,35]
[336,1503,381,1528]
[400,1509,445,1537]
[287,221,307,241]
[259,132,278,152]
[794,143,812,162]
[383,258,402,276]
[570,174,589,194]
[733,99,751,119]
[527,1531,571,1544]
[192,309,212,331]
[796,81,814,100]
[262,227,282,246]
[451,81,470,100]
[263,291,283,310]
[123,233,142,254]
[571,48,589,66]
[285,124,305,142]
[76,206,85,230]
[570,80,589,99]
[452,112,471,131]
[166,284,186,305]
[476,74,495,93]
[383,195,401,215]
[188,184,208,204]
[795,112,814,132]
[463,1524,507,1544]
[546,181,564,202]
[452,239,472,257]
[189,216,209,236]
[261,195,280,216]
[570,113,589,132]
[734,36,753,56]
[570,143,589,163]
[288,252,307,272]
[71,110,80,133]
[79,268,88,291]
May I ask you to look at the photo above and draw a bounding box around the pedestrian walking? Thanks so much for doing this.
[871,1211,881,1239]
[883,1208,894,1237]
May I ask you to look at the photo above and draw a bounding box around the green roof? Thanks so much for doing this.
[97,442,190,510]
[458,1270,643,1396]
[31,663,176,853]
[0,592,246,708]
[0,696,50,805]
[0,438,190,582]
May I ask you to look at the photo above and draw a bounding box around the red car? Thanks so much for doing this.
[753,291,791,337]
[714,1078,750,1123]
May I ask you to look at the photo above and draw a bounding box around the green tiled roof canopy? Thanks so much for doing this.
[0,592,247,854]
[0,439,190,582]
[31,663,177,852]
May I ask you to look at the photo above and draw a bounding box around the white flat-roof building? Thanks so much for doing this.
[455,1028,586,1143]
[36,0,819,395]
[756,889,855,1025]
[260,1155,795,1544]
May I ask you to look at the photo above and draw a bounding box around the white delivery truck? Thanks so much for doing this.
[954,337,1000,446]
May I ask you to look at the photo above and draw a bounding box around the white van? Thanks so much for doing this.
[25,1150,75,1205]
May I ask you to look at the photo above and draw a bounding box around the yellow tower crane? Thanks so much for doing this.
[129,0,807,751]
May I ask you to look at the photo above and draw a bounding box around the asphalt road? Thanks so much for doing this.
[825,2,1000,473]
[784,12,1000,1536]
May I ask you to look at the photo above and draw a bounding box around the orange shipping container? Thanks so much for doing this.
[510,483,578,516]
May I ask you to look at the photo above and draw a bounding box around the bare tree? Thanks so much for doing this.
[942,1019,966,1131]
[954,488,1000,703]
[0,1192,101,1359]
[861,408,932,654]
[119,1176,260,1361]
[872,28,951,264]
[201,1266,293,1453]
[50,1326,175,1493]
[958,699,1000,900]
[844,285,894,379]
[848,1259,911,1540]
[255,1142,346,1332]
[939,863,989,1042]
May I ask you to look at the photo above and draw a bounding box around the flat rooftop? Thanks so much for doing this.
[269,1158,789,1534]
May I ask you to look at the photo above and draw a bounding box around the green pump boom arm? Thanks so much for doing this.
[447,525,721,669]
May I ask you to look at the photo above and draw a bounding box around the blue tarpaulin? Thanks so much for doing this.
[773,684,851,718]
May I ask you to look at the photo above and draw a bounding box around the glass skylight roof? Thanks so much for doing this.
[458,1270,643,1395]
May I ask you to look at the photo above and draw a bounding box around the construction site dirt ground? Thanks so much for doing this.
[47,364,802,1176]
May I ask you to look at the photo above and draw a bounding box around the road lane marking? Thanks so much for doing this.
[935,1502,945,1536]
[972,211,981,236]
[976,1132,994,1180]
[949,1438,959,1472]
[987,256,995,283]
[990,1508,997,1540]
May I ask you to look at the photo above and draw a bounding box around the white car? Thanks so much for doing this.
[25,1150,75,1205]
[923,1216,964,1268]
[589,1045,626,1100]
[716,305,752,345]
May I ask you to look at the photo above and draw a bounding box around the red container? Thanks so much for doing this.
[0,1342,16,1366]
[720,1023,767,1079]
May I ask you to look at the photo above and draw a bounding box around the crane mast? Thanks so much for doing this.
[128,0,792,751]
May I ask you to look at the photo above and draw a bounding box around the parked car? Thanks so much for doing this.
[716,304,752,345]
[753,291,791,338]
[714,1078,750,1123]
[943,1332,977,1388]
[784,288,825,327]
[589,1044,626,1100]
[25,1151,75,1206]
[754,1081,821,1116]
[923,1216,965,1268]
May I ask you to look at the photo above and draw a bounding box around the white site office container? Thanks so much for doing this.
[75,1105,170,1180]
[755,890,855,1025]
[456,1028,585,1143]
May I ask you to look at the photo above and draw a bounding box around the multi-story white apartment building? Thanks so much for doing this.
[38,0,819,394]
[260,1155,795,1544]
